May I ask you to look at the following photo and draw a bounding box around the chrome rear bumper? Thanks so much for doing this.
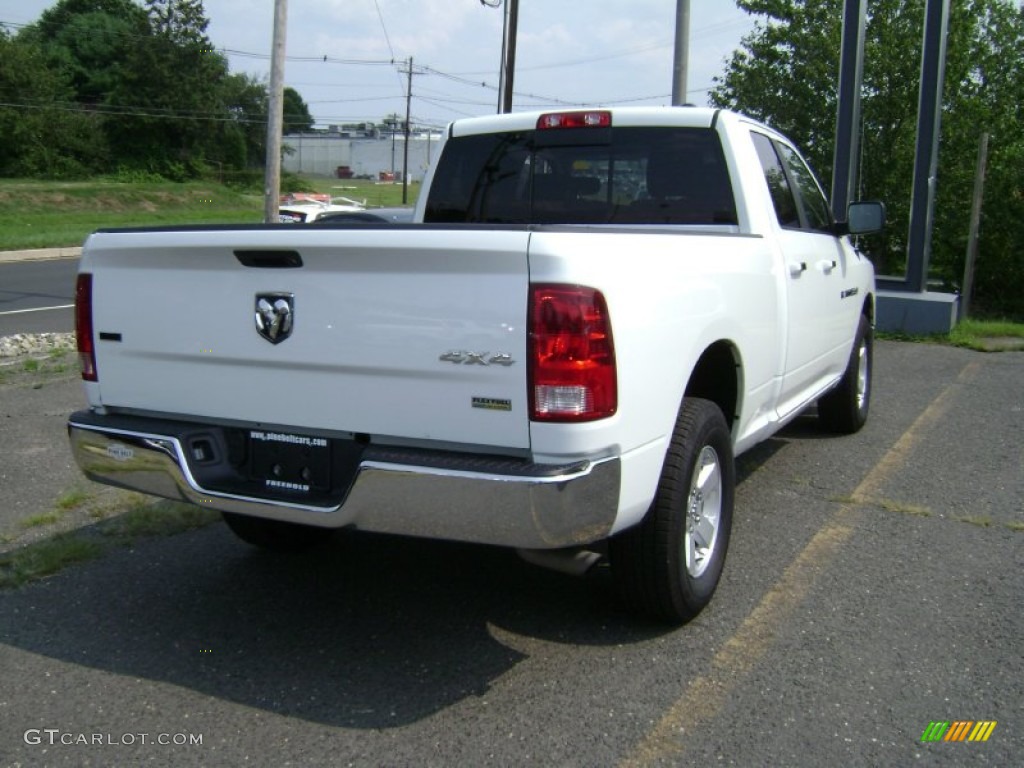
[68,412,620,549]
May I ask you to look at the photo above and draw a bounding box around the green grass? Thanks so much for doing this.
[0,179,262,250]
[948,319,1024,351]
[879,499,932,517]
[20,511,64,528]
[879,318,1024,351]
[0,500,219,589]
[0,534,106,588]
[955,319,1024,338]
[952,514,994,528]
[0,352,78,386]
[834,494,1022,532]
[55,488,92,511]
[101,502,219,540]
[0,176,418,250]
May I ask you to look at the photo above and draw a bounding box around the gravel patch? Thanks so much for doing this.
[0,332,76,361]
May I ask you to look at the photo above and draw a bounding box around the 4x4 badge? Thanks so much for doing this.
[255,293,294,344]
[440,351,515,366]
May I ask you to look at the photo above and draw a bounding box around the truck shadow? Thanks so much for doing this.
[0,521,668,728]
[0,424,798,729]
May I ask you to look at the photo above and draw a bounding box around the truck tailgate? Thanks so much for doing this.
[83,226,531,450]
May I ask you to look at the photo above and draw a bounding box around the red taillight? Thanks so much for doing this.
[529,284,616,422]
[75,273,97,382]
[536,110,612,130]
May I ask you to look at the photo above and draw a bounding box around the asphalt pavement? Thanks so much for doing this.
[0,250,80,336]
[0,339,1020,766]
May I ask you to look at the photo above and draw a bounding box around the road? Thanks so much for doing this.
[0,341,1021,766]
[0,258,79,336]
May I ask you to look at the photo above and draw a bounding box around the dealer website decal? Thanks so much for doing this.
[921,720,997,743]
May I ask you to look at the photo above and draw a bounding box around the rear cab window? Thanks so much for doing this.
[424,126,737,226]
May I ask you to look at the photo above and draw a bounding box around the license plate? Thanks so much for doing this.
[248,430,330,492]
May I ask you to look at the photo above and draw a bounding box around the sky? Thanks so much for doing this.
[5,0,758,130]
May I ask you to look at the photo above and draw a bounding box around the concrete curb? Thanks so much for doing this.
[0,247,82,264]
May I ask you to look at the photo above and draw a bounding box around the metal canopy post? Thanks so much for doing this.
[875,0,960,334]
[830,0,867,222]
[905,0,951,293]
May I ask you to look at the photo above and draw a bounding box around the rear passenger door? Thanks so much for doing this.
[751,132,850,416]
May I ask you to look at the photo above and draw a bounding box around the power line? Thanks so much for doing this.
[222,48,395,66]
[444,18,752,77]
[306,95,407,105]
[371,0,407,97]
[372,0,396,61]
[418,65,578,107]
[0,100,269,124]
[415,97,478,118]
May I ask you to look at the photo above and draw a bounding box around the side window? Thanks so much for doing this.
[751,132,800,228]
[776,143,832,232]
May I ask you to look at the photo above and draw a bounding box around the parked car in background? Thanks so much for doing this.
[279,193,367,223]
[312,207,415,224]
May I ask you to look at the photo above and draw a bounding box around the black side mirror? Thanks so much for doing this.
[845,201,886,235]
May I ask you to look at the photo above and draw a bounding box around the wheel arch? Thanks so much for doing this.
[683,340,741,433]
[863,292,875,325]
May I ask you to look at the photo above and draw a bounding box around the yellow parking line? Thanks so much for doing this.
[852,361,981,503]
[619,360,982,767]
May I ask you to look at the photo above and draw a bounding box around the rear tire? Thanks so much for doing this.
[609,398,734,625]
[222,512,330,552]
[818,314,872,434]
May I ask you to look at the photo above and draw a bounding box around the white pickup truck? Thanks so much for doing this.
[68,107,883,624]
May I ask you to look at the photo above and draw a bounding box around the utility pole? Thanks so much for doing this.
[671,0,691,105]
[263,0,288,223]
[402,57,413,204]
[960,133,989,319]
[501,0,519,113]
[389,117,396,177]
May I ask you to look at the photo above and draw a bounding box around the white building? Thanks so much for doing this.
[283,129,444,181]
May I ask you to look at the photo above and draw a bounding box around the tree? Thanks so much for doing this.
[220,73,269,169]
[18,0,234,178]
[11,0,311,181]
[0,30,107,177]
[22,0,149,106]
[146,0,211,44]
[105,0,230,176]
[711,0,1024,318]
[283,87,314,134]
